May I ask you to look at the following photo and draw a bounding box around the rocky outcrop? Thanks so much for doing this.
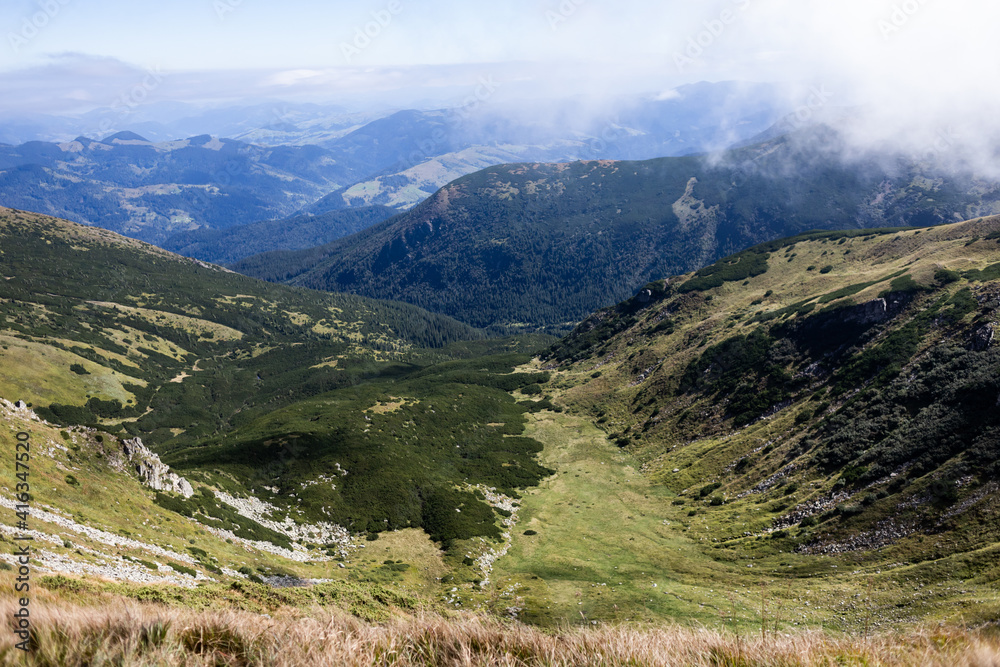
[970,323,995,351]
[117,438,194,497]
[844,298,890,325]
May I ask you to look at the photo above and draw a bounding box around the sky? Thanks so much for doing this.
[0,0,999,161]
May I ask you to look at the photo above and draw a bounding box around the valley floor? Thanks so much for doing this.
[490,411,1000,632]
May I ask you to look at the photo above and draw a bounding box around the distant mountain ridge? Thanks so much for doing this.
[232,126,1000,332]
[0,82,800,245]
[0,134,356,243]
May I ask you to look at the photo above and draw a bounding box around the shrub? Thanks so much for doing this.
[69,363,90,375]
[679,250,770,293]
[698,482,722,498]
[709,495,724,506]
[935,268,961,284]
[835,504,863,517]
[523,530,537,536]
[170,562,197,577]
[421,487,501,546]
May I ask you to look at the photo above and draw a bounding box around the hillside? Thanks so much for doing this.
[0,82,793,250]
[494,217,1000,626]
[0,206,482,451]
[233,127,1000,332]
[0,207,558,608]
[305,81,796,214]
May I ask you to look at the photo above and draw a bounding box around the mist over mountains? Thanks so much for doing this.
[0,81,803,245]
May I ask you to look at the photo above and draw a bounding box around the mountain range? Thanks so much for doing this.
[233,125,1000,332]
[0,82,799,245]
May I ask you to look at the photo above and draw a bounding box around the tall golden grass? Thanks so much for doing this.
[1,600,999,666]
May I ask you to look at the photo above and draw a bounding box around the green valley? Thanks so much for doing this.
[2,207,1000,662]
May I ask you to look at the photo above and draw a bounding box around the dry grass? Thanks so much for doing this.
[1,601,999,666]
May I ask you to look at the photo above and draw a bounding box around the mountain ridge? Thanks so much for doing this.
[232,128,1000,331]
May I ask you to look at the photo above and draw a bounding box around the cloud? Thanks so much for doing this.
[0,1,997,174]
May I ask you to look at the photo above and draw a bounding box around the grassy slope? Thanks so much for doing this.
[8,205,1000,636]
[1,600,999,666]
[0,368,468,610]
[495,409,1000,631]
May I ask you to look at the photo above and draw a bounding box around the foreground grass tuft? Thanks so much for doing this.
[0,600,999,666]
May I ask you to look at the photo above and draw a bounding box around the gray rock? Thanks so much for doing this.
[119,438,194,497]
[970,323,995,351]
[845,298,889,325]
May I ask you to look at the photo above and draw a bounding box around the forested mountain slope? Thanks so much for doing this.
[234,128,1000,332]
[0,206,480,451]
